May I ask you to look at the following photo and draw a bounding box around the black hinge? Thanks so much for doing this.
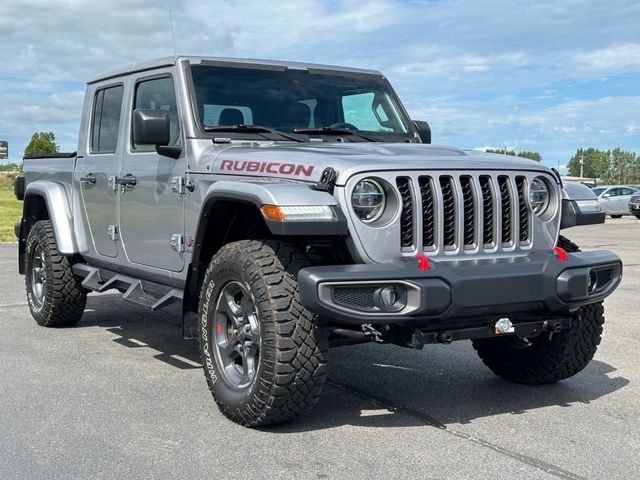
[314,167,337,194]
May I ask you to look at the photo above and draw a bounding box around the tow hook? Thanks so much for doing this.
[543,320,563,333]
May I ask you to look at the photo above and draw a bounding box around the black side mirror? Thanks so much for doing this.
[413,120,431,144]
[132,109,170,146]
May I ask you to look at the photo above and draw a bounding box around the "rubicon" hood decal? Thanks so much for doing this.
[219,160,315,177]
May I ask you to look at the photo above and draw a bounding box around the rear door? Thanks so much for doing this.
[118,73,185,272]
[75,84,125,258]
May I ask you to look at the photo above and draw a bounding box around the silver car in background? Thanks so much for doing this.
[591,185,640,218]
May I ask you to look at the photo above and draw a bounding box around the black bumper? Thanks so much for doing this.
[298,250,622,325]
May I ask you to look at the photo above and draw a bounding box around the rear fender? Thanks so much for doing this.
[23,181,78,255]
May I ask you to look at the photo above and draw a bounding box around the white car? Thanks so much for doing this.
[591,185,640,218]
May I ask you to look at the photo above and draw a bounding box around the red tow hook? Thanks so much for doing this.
[553,246,568,262]
[416,253,430,271]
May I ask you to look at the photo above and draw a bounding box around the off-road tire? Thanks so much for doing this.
[610,214,622,219]
[25,220,87,327]
[472,235,604,384]
[198,240,328,427]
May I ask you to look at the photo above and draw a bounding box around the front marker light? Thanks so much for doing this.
[261,205,335,222]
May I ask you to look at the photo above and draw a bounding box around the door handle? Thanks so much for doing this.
[80,173,96,185]
[116,174,137,187]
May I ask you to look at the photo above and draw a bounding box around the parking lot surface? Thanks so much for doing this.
[1,219,638,479]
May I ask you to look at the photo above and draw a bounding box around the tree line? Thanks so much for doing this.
[566,148,640,184]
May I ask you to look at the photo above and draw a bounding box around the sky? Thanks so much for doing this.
[0,0,638,172]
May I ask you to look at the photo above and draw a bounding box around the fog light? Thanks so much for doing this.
[375,285,406,311]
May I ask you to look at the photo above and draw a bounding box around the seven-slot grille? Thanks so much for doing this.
[397,174,531,254]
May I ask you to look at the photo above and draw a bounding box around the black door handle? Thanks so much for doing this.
[80,174,96,185]
[116,174,137,187]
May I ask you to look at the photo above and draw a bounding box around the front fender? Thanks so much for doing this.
[24,181,78,254]
[202,181,349,236]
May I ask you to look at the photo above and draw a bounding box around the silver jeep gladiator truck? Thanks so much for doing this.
[14,56,621,427]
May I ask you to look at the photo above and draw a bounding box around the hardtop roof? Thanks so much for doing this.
[87,55,384,84]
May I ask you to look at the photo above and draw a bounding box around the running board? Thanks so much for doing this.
[73,264,183,312]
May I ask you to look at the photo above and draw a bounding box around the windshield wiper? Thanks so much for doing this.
[293,127,379,142]
[203,124,304,143]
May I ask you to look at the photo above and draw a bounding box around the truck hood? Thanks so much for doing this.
[200,141,552,185]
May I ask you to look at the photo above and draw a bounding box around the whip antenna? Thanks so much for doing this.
[169,9,177,55]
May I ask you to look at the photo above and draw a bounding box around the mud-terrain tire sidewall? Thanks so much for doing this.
[25,220,86,327]
[200,258,265,408]
[198,240,328,426]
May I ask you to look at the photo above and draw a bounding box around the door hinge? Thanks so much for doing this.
[170,234,185,253]
[170,176,194,195]
[107,225,119,241]
[107,175,118,192]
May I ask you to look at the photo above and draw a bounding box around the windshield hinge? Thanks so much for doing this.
[314,167,337,195]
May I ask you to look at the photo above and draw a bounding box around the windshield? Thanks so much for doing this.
[190,64,413,140]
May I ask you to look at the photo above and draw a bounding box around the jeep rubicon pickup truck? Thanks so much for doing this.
[14,56,621,427]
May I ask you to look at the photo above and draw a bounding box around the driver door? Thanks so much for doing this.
[118,73,185,272]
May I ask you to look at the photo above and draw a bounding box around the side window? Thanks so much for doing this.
[341,92,393,132]
[133,77,180,150]
[620,188,634,196]
[91,85,124,153]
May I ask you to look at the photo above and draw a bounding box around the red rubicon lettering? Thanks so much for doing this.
[218,160,315,177]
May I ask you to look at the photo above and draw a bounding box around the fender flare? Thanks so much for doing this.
[24,181,79,254]
[198,181,348,236]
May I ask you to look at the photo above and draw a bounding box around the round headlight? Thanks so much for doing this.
[352,179,386,223]
[529,177,550,216]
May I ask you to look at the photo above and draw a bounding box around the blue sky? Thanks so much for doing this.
[0,0,638,172]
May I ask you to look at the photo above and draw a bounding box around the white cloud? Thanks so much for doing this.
[0,0,639,162]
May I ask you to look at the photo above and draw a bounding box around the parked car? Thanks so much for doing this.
[591,185,640,218]
[629,193,640,219]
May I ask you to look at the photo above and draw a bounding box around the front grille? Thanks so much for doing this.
[396,177,414,249]
[397,173,531,254]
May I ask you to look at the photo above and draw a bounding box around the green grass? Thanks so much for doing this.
[0,178,21,242]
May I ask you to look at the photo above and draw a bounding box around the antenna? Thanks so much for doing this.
[169,9,177,56]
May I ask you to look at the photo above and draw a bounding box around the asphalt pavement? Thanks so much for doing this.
[1,219,639,479]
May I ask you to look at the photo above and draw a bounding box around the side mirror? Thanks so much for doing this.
[413,120,431,144]
[602,192,611,198]
[132,109,170,146]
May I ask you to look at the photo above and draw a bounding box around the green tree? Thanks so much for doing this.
[567,148,609,179]
[608,148,638,184]
[485,148,542,161]
[23,132,59,157]
[517,151,542,162]
[486,148,516,156]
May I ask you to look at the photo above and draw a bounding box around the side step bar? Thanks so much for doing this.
[72,264,183,312]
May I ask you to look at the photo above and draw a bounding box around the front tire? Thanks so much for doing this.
[634,214,640,220]
[25,220,87,327]
[198,240,328,427]
[472,235,604,384]
[610,214,622,219]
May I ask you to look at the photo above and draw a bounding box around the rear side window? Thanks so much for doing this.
[91,85,124,153]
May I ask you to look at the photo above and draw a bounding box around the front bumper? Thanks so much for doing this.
[298,250,622,325]
[629,202,640,213]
